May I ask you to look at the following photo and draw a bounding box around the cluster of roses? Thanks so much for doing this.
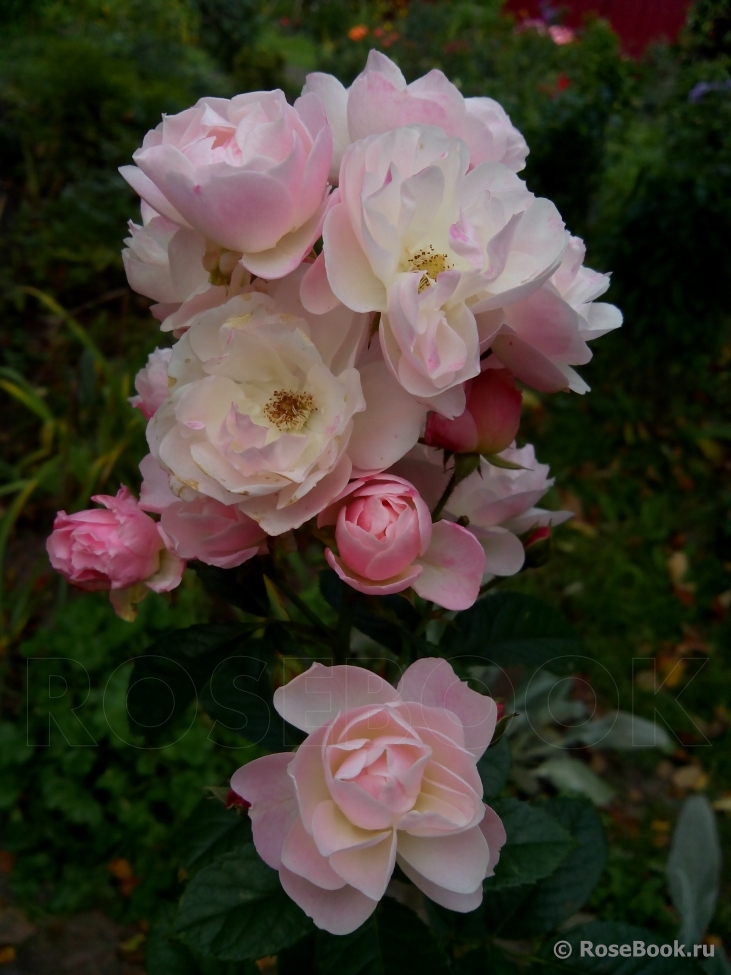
[47,50,620,621]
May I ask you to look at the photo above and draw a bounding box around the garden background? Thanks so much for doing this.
[1,0,731,971]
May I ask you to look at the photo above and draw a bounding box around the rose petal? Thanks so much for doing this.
[230,754,297,870]
[279,866,378,935]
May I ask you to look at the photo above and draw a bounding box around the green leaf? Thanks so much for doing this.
[193,560,270,617]
[501,798,607,937]
[485,798,574,890]
[199,649,304,752]
[147,905,257,975]
[127,625,250,743]
[315,899,450,975]
[319,569,419,654]
[175,846,313,961]
[477,734,511,798]
[541,922,706,974]
[177,798,252,877]
[442,591,581,667]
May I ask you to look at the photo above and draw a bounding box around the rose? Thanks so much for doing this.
[120,90,333,279]
[231,659,506,934]
[305,124,566,416]
[46,486,185,620]
[130,348,173,420]
[160,497,268,569]
[317,474,485,610]
[122,214,208,307]
[424,367,522,457]
[393,444,571,578]
[147,291,367,535]
[301,50,528,183]
[488,235,623,394]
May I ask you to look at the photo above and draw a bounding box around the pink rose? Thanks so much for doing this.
[46,486,185,620]
[120,90,333,279]
[301,50,528,182]
[130,348,173,420]
[160,497,267,569]
[317,474,485,610]
[424,368,522,457]
[231,659,507,934]
[122,215,208,306]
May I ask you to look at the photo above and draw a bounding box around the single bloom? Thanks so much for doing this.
[393,443,571,579]
[146,291,367,535]
[317,473,485,610]
[231,659,507,934]
[305,124,566,415]
[46,486,185,620]
[120,90,333,279]
[487,235,623,394]
[301,49,528,183]
[423,366,522,457]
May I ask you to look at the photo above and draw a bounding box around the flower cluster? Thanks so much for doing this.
[46,49,620,618]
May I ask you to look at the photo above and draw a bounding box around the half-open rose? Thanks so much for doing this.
[231,659,506,934]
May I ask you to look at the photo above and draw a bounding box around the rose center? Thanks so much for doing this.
[408,245,453,293]
[263,389,315,433]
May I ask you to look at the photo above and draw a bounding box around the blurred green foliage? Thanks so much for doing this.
[0,0,730,951]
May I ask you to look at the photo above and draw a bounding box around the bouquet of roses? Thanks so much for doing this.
[46,51,623,965]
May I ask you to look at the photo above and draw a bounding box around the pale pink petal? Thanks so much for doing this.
[138,454,177,513]
[412,521,485,610]
[144,545,185,593]
[329,831,397,900]
[240,194,330,279]
[300,251,342,314]
[347,362,427,474]
[480,803,507,876]
[280,817,347,890]
[471,525,525,577]
[398,658,497,758]
[274,662,400,734]
[322,204,387,312]
[230,753,297,870]
[310,799,392,855]
[118,164,189,226]
[397,824,490,893]
[396,855,483,912]
[279,866,378,935]
[287,722,331,829]
[326,549,423,597]
[491,332,571,393]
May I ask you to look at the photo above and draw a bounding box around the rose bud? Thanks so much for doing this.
[424,368,522,457]
[225,789,251,813]
[46,486,185,620]
[522,525,552,568]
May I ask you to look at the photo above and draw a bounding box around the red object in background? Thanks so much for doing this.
[504,0,692,56]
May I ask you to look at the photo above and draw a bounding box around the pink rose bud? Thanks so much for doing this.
[129,347,172,420]
[317,474,485,611]
[224,788,251,812]
[160,498,268,569]
[424,368,522,457]
[495,700,506,722]
[46,487,185,619]
[524,526,551,548]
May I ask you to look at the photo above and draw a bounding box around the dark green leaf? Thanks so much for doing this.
[177,798,252,876]
[319,569,419,654]
[442,591,581,667]
[541,922,706,975]
[485,798,573,890]
[502,798,607,937]
[200,651,304,751]
[477,735,511,798]
[175,846,312,961]
[127,625,250,743]
[146,905,258,975]
[315,899,450,975]
[193,560,270,616]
